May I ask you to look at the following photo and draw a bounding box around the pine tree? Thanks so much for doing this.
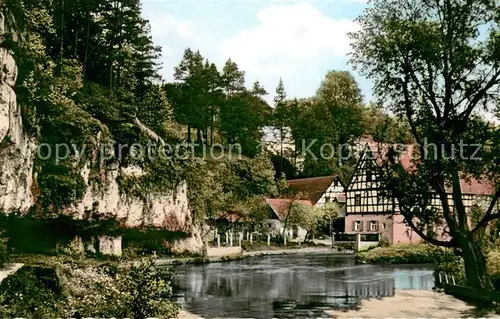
[221,58,245,96]
[272,78,288,172]
[137,85,173,135]
[251,80,268,98]
[273,78,286,107]
[173,48,207,142]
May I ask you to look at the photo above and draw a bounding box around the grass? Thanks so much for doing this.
[241,240,326,252]
[355,243,454,264]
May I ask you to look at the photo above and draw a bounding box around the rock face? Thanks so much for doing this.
[0,12,37,213]
[0,12,202,255]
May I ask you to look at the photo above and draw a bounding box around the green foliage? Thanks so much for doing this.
[0,252,179,318]
[186,154,277,228]
[362,103,413,144]
[349,0,499,289]
[0,266,63,318]
[278,71,365,179]
[434,254,466,286]
[356,243,455,264]
[36,163,87,211]
[286,202,340,240]
[118,256,179,319]
[0,231,9,268]
[137,85,174,136]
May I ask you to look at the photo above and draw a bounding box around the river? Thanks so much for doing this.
[169,252,435,318]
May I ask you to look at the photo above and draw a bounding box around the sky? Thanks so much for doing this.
[140,0,373,106]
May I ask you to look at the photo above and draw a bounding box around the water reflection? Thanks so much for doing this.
[169,253,434,318]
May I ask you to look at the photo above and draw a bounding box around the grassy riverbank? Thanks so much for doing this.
[355,243,453,264]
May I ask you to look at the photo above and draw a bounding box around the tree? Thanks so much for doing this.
[173,49,213,143]
[250,80,268,98]
[283,72,366,179]
[137,85,173,135]
[221,58,245,96]
[219,91,271,154]
[299,203,340,241]
[272,78,289,174]
[350,0,499,289]
[362,103,414,144]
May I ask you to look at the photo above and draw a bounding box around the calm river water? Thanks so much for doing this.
[170,252,434,318]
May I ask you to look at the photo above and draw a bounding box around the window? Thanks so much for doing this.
[325,196,331,203]
[353,220,362,231]
[377,194,384,204]
[366,170,372,182]
[334,179,339,187]
[369,221,378,231]
[354,194,361,206]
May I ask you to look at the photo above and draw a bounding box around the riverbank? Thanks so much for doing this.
[156,246,343,266]
[355,243,452,264]
[326,289,498,318]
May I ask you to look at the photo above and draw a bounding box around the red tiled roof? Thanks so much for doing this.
[215,211,250,223]
[457,178,496,196]
[265,198,313,221]
[287,175,343,204]
[358,137,496,196]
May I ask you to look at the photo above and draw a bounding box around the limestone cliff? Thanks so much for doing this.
[0,11,36,213]
[0,12,202,254]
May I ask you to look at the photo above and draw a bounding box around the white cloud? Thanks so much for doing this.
[219,2,360,102]
[143,2,363,103]
[147,13,197,42]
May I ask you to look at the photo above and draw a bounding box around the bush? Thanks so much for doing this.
[434,255,466,286]
[487,249,500,275]
[0,251,179,318]
[356,243,454,264]
[0,266,63,317]
[0,231,8,268]
[117,256,179,319]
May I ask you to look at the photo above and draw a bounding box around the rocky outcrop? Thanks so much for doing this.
[0,12,202,255]
[0,12,37,213]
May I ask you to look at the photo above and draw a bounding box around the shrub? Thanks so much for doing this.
[487,249,500,275]
[356,243,454,264]
[0,231,8,268]
[0,266,63,318]
[434,255,466,286]
[117,256,179,319]
[0,250,179,318]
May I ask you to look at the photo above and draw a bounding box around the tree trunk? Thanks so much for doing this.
[210,125,213,145]
[83,20,90,79]
[58,0,65,76]
[203,127,208,145]
[457,234,493,289]
[197,128,202,144]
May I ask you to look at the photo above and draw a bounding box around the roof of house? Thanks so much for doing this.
[214,211,250,223]
[357,135,496,196]
[287,175,344,204]
[265,198,313,221]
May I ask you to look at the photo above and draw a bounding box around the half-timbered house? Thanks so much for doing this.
[345,136,496,244]
[261,175,347,240]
